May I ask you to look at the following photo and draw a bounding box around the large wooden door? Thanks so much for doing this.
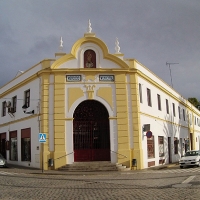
[73,100,110,161]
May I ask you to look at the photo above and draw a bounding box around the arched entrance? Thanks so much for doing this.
[73,100,110,161]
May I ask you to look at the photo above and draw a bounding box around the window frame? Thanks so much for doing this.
[183,109,185,121]
[21,128,31,162]
[12,96,17,113]
[9,131,18,161]
[24,89,30,108]
[147,88,152,107]
[139,83,143,103]
[174,137,178,154]
[157,94,161,111]
[166,99,169,114]
[158,136,164,157]
[178,106,181,119]
[147,135,155,158]
[2,101,6,117]
[172,103,176,117]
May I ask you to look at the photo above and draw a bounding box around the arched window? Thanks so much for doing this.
[84,50,96,68]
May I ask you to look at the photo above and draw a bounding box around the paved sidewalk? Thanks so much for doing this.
[0,162,179,176]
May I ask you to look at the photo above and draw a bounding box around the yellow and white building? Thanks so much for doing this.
[1,27,200,170]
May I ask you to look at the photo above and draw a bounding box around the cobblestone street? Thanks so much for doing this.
[1,166,200,199]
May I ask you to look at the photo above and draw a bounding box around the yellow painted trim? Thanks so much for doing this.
[65,118,74,120]
[0,74,38,98]
[109,117,118,119]
[97,87,113,109]
[140,111,193,130]
[68,88,84,112]
[0,59,54,91]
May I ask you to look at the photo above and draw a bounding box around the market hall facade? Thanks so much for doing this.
[1,29,200,170]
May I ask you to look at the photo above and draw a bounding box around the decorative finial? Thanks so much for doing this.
[59,36,63,51]
[115,37,121,54]
[87,19,92,33]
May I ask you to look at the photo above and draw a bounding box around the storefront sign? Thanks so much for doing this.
[66,75,81,82]
[99,75,114,82]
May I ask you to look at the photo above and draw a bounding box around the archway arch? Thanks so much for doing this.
[73,100,110,161]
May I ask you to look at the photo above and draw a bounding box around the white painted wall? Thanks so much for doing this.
[0,117,40,168]
[137,62,200,168]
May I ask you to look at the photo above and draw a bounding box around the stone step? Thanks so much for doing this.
[57,162,130,172]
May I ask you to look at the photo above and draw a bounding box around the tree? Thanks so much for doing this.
[188,97,200,107]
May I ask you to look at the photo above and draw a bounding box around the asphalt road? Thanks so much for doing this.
[1,165,200,200]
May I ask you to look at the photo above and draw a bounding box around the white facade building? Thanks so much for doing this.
[1,29,200,170]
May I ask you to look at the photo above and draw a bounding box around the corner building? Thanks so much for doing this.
[1,30,200,170]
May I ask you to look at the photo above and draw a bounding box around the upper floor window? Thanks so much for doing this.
[178,106,181,119]
[147,88,152,107]
[2,101,6,117]
[166,99,169,114]
[172,103,176,117]
[157,94,161,111]
[139,83,143,103]
[24,90,30,107]
[183,109,185,121]
[12,96,17,113]
[84,50,96,68]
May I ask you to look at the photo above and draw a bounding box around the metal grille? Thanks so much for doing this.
[73,100,110,161]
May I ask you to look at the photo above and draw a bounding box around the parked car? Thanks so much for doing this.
[179,150,200,168]
[0,153,7,167]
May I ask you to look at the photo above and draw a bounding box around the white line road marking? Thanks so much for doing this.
[182,176,195,184]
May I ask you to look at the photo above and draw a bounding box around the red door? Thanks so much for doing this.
[73,100,110,161]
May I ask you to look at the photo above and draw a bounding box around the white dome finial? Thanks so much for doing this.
[59,36,63,51]
[115,37,121,54]
[87,19,92,33]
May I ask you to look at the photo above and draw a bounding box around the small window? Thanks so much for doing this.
[84,50,96,68]
[147,135,154,158]
[183,109,185,121]
[21,128,31,161]
[12,96,17,113]
[157,94,161,111]
[2,101,6,117]
[9,131,18,161]
[24,89,30,107]
[195,116,196,125]
[158,136,164,157]
[139,83,143,103]
[178,106,181,119]
[147,88,152,107]
[174,137,178,154]
[172,103,176,117]
[166,99,169,114]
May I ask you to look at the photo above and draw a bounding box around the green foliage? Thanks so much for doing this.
[188,97,200,107]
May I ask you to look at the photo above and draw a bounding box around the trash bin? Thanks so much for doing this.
[48,158,54,167]
[132,159,137,167]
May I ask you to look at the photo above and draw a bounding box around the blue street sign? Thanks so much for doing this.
[39,133,46,143]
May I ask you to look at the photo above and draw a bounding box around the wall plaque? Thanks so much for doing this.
[99,75,114,82]
[66,75,81,82]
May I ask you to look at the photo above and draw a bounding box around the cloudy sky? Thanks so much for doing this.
[1,0,200,100]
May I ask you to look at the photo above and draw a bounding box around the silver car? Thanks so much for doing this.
[0,153,7,167]
[179,150,200,168]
